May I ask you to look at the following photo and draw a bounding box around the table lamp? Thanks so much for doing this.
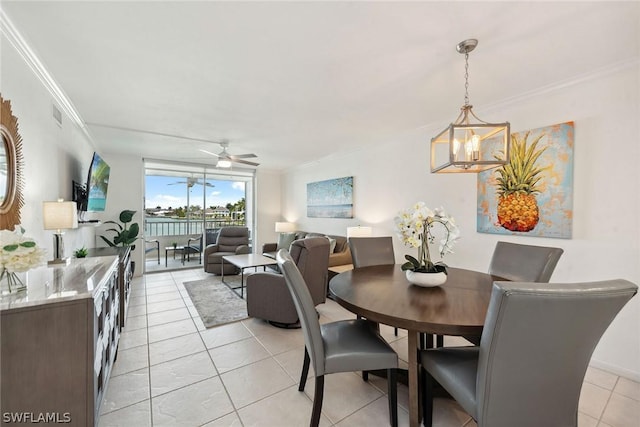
[275,222,296,233]
[347,226,372,239]
[43,199,78,266]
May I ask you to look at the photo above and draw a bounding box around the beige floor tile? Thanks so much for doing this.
[388,336,409,363]
[335,395,410,426]
[148,318,197,343]
[111,344,149,376]
[580,382,612,419]
[127,303,148,317]
[430,397,474,427]
[100,368,150,414]
[98,399,152,427]
[304,372,383,424]
[124,314,148,331]
[146,290,183,304]
[598,423,614,427]
[150,351,217,397]
[601,392,640,427]
[129,295,147,307]
[317,299,357,321]
[367,374,410,412]
[118,328,148,350]
[148,332,207,366]
[145,285,179,296]
[152,377,234,426]
[147,307,191,327]
[253,325,305,355]
[146,298,186,314]
[221,358,295,409]
[200,320,253,349]
[208,337,271,373]
[614,377,640,401]
[242,316,280,336]
[273,346,310,381]
[202,411,243,426]
[579,412,600,427]
[238,384,333,427]
[145,279,177,289]
[585,366,619,390]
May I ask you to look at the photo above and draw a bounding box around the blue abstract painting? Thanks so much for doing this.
[307,176,353,218]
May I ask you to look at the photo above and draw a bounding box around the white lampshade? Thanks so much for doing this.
[275,222,296,233]
[347,226,372,238]
[43,200,78,231]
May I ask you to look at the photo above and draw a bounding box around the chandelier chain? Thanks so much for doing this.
[464,52,470,106]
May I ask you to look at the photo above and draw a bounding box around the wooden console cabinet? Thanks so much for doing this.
[0,256,120,426]
[87,246,132,328]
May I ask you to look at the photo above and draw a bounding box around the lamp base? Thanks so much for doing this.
[48,257,71,267]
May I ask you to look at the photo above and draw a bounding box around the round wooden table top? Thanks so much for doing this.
[329,264,503,336]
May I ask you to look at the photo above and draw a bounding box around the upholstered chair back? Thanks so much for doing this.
[289,237,330,305]
[216,226,249,252]
[488,241,564,282]
[349,236,395,268]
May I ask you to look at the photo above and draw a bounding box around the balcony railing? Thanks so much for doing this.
[144,218,245,237]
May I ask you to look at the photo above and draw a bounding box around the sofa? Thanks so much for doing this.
[262,231,351,267]
[247,237,330,327]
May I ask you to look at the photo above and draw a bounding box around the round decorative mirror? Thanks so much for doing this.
[0,95,24,230]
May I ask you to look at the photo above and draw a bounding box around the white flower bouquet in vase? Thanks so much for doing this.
[0,226,46,293]
[394,202,460,287]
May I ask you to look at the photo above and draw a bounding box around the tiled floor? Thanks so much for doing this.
[99,268,640,426]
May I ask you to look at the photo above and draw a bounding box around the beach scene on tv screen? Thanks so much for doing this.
[87,154,110,211]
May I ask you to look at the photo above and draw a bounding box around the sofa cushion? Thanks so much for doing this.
[277,232,297,251]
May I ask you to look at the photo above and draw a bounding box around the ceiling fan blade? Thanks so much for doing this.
[228,153,257,159]
[232,158,260,167]
[199,149,220,157]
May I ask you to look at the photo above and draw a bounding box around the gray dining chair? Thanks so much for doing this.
[420,279,638,427]
[458,240,564,346]
[277,249,399,427]
[349,236,399,377]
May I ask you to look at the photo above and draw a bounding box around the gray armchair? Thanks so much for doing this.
[246,237,329,327]
[420,279,637,427]
[204,226,250,275]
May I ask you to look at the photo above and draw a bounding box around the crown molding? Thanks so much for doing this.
[0,9,90,139]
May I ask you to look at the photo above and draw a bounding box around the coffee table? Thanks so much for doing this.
[221,254,278,298]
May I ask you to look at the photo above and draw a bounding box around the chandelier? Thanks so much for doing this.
[430,39,510,173]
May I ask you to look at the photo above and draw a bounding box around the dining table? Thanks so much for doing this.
[329,264,502,427]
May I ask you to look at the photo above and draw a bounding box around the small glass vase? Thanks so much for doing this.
[0,270,28,294]
[405,270,447,287]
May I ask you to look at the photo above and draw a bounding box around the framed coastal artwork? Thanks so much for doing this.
[477,121,574,238]
[307,176,354,218]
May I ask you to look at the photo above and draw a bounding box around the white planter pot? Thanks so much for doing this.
[405,270,447,287]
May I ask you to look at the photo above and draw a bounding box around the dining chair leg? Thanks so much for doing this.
[394,327,398,336]
[299,347,310,391]
[387,368,398,427]
[311,375,324,427]
[362,370,369,381]
[421,367,434,427]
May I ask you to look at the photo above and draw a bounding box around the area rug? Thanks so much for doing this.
[183,277,248,328]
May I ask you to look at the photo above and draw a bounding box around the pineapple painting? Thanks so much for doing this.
[495,132,546,232]
[477,122,574,238]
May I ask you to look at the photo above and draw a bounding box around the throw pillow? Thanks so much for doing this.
[277,232,296,251]
[325,236,337,254]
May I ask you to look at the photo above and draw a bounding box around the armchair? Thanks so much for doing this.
[246,237,330,327]
[144,238,160,264]
[182,234,203,264]
[204,226,250,275]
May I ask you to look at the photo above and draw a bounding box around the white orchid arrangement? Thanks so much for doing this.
[394,202,460,273]
[0,225,46,292]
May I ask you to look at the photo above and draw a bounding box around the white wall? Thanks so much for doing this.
[254,169,282,252]
[282,65,640,380]
[1,32,97,258]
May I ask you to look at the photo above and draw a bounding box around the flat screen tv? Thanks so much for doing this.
[86,152,110,212]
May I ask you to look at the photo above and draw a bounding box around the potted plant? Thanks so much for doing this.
[74,247,88,258]
[171,241,178,249]
[394,202,460,287]
[100,210,139,250]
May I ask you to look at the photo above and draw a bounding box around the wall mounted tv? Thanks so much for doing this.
[85,152,110,212]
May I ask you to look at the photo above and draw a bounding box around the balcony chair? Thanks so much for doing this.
[420,279,637,427]
[182,234,203,264]
[246,237,329,328]
[144,238,160,264]
[277,249,399,427]
[203,226,250,275]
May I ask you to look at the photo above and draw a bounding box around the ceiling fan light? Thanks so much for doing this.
[217,159,232,168]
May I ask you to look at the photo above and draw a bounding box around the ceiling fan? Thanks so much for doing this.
[199,141,259,168]
[168,177,214,189]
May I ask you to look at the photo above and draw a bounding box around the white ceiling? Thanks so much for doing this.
[2,1,638,171]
